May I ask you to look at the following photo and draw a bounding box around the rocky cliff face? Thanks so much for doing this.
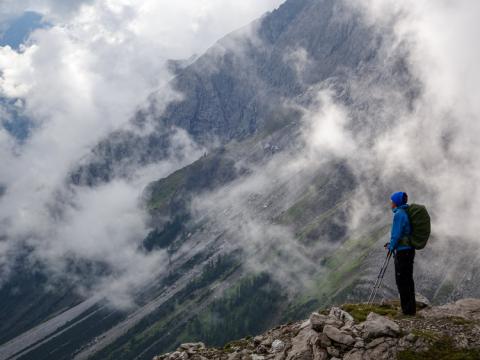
[154,298,480,360]
[71,0,389,186]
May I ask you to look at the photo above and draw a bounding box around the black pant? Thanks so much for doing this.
[394,249,416,315]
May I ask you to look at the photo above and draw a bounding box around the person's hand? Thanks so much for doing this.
[383,242,390,249]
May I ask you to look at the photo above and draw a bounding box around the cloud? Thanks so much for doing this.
[0,0,286,306]
[187,0,480,302]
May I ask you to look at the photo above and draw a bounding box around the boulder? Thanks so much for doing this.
[366,337,386,349]
[271,340,285,353]
[309,312,328,332]
[363,342,392,360]
[310,332,331,348]
[298,319,311,330]
[178,342,206,352]
[329,307,354,323]
[353,340,364,348]
[343,349,364,360]
[285,327,317,360]
[311,347,328,360]
[254,336,264,345]
[324,319,343,328]
[326,346,340,357]
[421,298,480,321]
[322,325,355,346]
[415,293,431,308]
[251,355,265,360]
[362,313,400,339]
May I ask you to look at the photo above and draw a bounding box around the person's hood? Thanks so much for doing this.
[391,191,406,207]
[392,204,409,213]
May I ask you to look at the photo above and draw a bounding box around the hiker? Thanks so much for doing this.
[387,191,416,316]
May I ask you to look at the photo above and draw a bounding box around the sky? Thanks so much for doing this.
[0,0,285,307]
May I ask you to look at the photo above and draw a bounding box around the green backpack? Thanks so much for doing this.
[405,204,431,249]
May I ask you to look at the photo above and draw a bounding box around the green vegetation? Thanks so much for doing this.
[223,339,251,353]
[0,257,83,346]
[284,225,389,321]
[448,316,474,326]
[89,254,240,360]
[398,336,480,360]
[411,329,441,342]
[147,169,186,212]
[147,151,238,213]
[180,273,285,347]
[340,303,398,322]
[143,214,189,251]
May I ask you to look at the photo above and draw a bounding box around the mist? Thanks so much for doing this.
[186,0,480,300]
[0,0,285,307]
[1,0,479,312]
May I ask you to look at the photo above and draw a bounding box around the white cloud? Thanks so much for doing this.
[0,0,285,305]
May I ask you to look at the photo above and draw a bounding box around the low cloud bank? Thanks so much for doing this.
[0,0,285,307]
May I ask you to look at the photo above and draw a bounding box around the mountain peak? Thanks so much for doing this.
[153,298,480,360]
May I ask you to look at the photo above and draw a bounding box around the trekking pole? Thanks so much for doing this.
[367,250,392,304]
[367,251,389,303]
[371,251,392,304]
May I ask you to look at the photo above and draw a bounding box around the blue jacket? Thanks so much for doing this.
[389,204,412,252]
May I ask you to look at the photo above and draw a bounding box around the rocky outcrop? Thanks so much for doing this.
[153,299,480,360]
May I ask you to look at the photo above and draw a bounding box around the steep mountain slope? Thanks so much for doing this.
[71,0,384,186]
[1,0,479,359]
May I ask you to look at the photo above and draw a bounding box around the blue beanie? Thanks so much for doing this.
[391,192,407,207]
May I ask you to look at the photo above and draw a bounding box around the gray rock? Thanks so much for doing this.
[178,342,206,351]
[415,293,431,308]
[326,346,340,357]
[353,340,364,348]
[421,298,480,321]
[322,325,355,346]
[168,351,182,359]
[252,355,265,360]
[309,312,328,332]
[271,340,285,353]
[329,307,354,323]
[254,336,264,345]
[261,336,274,346]
[311,333,331,348]
[343,349,364,360]
[362,313,400,339]
[405,333,417,342]
[324,319,343,328]
[228,352,243,360]
[366,337,386,349]
[286,327,317,360]
[363,342,391,360]
[311,347,327,360]
[256,345,269,354]
[298,319,311,330]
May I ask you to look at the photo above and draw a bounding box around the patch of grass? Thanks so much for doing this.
[223,339,250,353]
[398,336,480,360]
[341,303,397,322]
[411,329,440,342]
[448,316,474,326]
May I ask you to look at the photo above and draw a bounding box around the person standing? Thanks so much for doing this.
[388,191,416,316]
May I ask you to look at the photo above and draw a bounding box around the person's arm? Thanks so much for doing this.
[389,211,405,252]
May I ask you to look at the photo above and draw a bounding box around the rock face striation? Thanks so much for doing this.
[153,298,480,360]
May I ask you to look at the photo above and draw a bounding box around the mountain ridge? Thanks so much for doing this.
[152,298,480,360]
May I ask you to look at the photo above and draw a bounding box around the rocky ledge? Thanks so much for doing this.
[153,298,480,360]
